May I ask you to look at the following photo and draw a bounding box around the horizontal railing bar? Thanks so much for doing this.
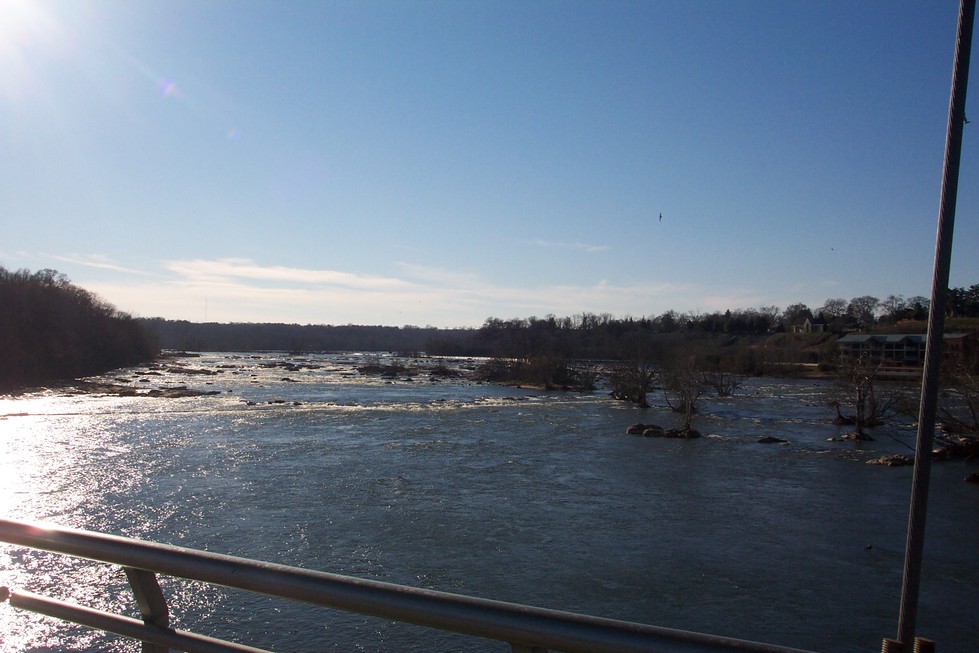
[7,589,272,653]
[0,519,817,653]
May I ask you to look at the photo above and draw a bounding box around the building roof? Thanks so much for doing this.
[837,332,972,344]
[837,334,922,344]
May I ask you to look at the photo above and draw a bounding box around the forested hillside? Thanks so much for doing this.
[0,268,159,391]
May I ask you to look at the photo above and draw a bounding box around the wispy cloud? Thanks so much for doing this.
[72,256,727,326]
[51,254,149,275]
[394,262,488,289]
[528,239,609,254]
[164,258,411,290]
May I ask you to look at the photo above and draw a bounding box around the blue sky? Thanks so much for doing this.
[1,1,976,327]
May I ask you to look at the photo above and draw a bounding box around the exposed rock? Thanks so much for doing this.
[867,454,914,467]
[160,351,200,359]
[145,386,221,398]
[625,423,700,438]
[429,365,464,378]
[626,423,665,435]
[68,381,219,398]
[662,428,701,439]
[758,436,789,444]
[358,363,408,378]
[166,366,218,375]
[261,361,315,372]
[932,436,979,461]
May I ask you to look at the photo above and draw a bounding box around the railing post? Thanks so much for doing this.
[913,638,936,653]
[125,567,170,653]
[881,638,904,653]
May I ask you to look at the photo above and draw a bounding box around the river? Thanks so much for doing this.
[0,352,976,652]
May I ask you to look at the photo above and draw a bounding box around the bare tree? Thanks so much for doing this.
[847,295,880,329]
[701,370,742,397]
[906,296,930,320]
[820,298,848,319]
[832,349,903,440]
[933,359,979,458]
[759,305,781,328]
[662,355,706,434]
[781,303,813,329]
[611,355,657,408]
[880,295,907,324]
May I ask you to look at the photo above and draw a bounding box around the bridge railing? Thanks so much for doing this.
[0,519,816,653]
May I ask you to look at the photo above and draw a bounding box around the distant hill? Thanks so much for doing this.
[137,318,475,354]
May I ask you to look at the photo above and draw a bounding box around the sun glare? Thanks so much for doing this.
[0,0,67,100]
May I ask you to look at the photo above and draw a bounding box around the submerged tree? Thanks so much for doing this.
[661,354,705,435]
[701,370,743,397]
[610,356,657,407]
[832,349,903,440]
[932,355,979,459]
[939,368,979,437]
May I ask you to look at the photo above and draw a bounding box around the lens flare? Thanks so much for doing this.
[157,78,180,98]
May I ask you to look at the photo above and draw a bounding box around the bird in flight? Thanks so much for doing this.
[659,212,662,222]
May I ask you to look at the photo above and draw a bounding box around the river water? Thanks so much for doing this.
[0,352,976,652]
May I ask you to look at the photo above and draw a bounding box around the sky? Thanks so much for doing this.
[1,0,976,328]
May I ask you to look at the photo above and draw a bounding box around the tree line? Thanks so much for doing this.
[4,265,977,392]
[419,287,979,393]
[135,286,979,361]
[0,267,159,391]
[139,318,474,354]
[429,286,979,357]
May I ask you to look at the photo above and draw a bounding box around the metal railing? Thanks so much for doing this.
[0,519,816,653]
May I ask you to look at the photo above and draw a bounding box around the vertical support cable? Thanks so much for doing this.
[895,0,975,648]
